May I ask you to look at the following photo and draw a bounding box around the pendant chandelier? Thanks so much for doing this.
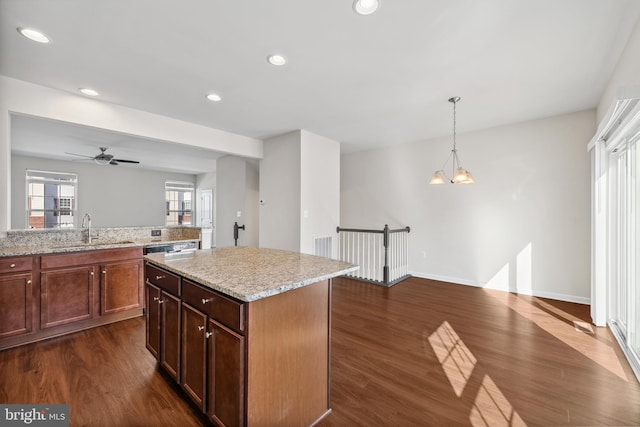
[429,96,475,185]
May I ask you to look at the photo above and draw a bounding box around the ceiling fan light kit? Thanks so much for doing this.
[429,96,475,185]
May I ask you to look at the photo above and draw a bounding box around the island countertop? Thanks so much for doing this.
[143,246,358,302]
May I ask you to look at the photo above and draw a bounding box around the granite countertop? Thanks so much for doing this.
[144,247,359,302]
[0,237,200,257]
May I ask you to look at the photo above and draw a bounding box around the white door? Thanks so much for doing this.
[199,189,214,248]
[200,189,213,228]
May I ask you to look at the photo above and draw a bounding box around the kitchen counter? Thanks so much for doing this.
[0,226,202,257]
[144,246,358,302]
[0,237,199,257]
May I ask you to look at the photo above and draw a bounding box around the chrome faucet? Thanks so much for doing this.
[82,213,92,244]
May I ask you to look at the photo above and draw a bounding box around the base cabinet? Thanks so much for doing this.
[207,318,245,427]
[0,247,144,350]
[101,260,143,315]
[0,272,33,339]
[145,265,181,383]
[160,292,181,381]
[0,256,34,339]
[40,266,96,329]
[181,303,207,410]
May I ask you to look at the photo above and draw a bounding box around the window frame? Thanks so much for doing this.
[165,181,195,226]
[25,169,78,229]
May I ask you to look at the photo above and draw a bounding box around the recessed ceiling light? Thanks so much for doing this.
[206,93,222,102]
[353,0,380,15]
[78,88,99,96]
[267,54,287,66]
[17,27,50,43]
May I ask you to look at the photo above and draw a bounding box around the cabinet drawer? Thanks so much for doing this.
[0,256,33,273]
[182,280,244,333]
[145,263,180,296]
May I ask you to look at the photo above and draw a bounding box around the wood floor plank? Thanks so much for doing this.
[1,276,640,426]
[320,277,640,426]
[0,317,206,427]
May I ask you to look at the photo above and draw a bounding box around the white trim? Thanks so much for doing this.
[410,271,591,305]
[588,86,640,152]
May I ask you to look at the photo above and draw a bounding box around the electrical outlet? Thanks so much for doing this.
[151,229,161,237]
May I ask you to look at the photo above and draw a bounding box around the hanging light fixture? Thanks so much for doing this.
[429,96,475,185]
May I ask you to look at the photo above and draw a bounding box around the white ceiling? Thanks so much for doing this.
[2,0,640,173]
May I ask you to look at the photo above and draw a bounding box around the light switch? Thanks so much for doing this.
[237,211,242,217]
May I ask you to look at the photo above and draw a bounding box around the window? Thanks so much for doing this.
[590,95,640,381]
[165,181,194,226]
[26,170,78,229]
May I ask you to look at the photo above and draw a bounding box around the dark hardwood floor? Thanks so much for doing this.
[2,276,640,426]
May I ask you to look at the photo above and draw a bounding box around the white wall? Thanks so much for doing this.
[0,76,262,235]
[259,131,302,251]
[216,156,259,247]
[597,16,640,122]
[300,130,340,256]
[341,110,594,303]
[11,155,195,228]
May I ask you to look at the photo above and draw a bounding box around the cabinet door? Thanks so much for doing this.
[161,291,181,382]
[181,303,207,410]
[145,282,161,359]
[0,273,33,339]
[101,260,142,315]
[207,318,245,427]
[41,266,96,329]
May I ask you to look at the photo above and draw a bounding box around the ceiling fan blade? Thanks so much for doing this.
[113,158,140,164]
[65,151,95,159]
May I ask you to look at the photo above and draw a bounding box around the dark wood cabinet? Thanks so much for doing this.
[0,256,34,339]
[0,247,144,350]
[207,318,245,427]
[181,302,207,410]
[146,266,246,427]
[101,259,143,315]
[145,282,161,359]
[0,269,34,340]
[40,265,96,329]
[145,264,181,383]
[161,291,181,381]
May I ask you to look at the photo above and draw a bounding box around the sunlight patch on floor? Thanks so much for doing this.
[470,375,527,427]
[428,321,476,397]
[428,321,527,426]
[486,291,629,381]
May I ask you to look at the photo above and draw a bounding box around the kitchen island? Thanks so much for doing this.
[144,247,357,427]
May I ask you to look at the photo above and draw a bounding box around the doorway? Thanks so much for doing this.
[198,189,214,248]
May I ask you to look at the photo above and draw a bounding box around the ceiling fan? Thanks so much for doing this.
[65,147,140,166]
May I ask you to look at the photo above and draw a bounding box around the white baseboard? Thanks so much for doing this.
[409,271,591,305]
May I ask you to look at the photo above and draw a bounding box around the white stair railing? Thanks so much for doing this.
[336,224,411,286]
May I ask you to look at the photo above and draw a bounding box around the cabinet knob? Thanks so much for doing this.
[202,298,212,304]
[102,270,106,274]
[158,299,164,304]
[9,263,16,268]
[156,275,166,280]
[153,296,160,301]
[198,326,205,331]
[27,280,32,284]
[90,271,94,276]
[205,332,213,338]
